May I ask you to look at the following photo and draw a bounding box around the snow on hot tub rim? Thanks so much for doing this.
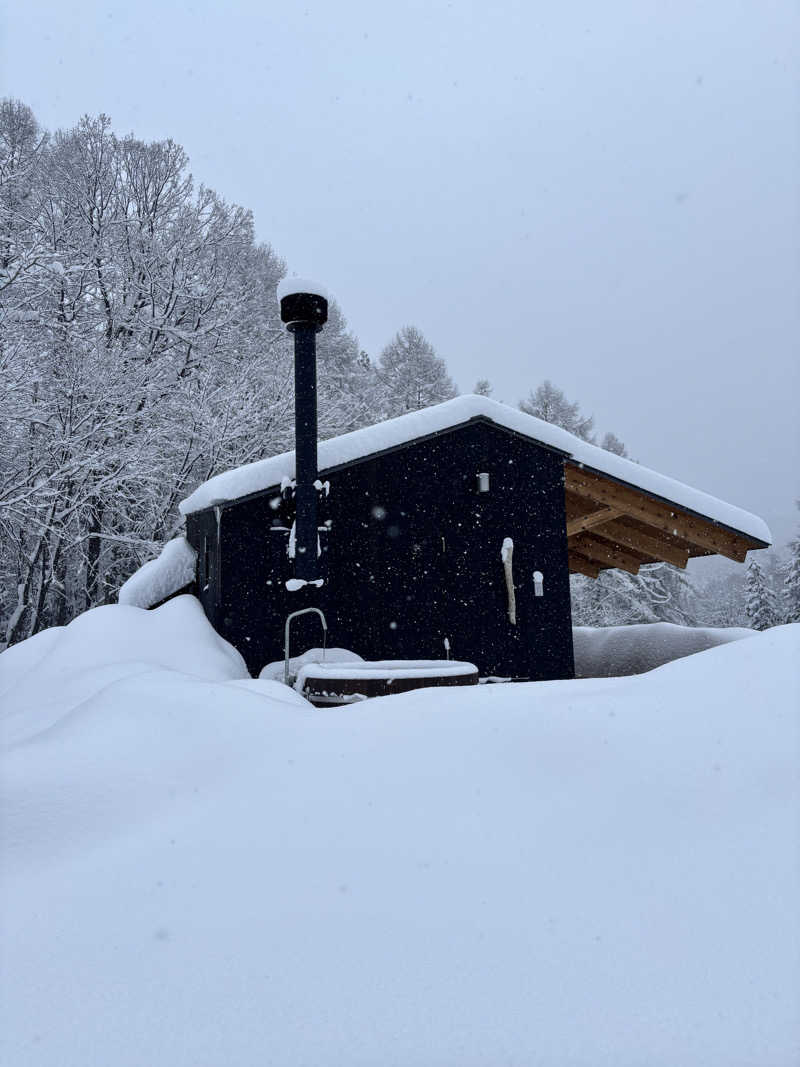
[295,659,478,685]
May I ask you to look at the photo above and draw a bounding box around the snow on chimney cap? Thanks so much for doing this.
[277,276,329,302]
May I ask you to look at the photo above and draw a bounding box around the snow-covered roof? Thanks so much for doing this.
[178,395,771,544]
[118,537,197,610]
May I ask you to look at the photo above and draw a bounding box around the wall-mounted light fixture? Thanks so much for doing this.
[477,472,490,493]
[533,570,544,597]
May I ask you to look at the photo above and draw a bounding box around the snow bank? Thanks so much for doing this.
[0,623,64,684]
[259,645,363,682]
[0,596,249,747]
[118,536,197,609]
[178,395,771,544]
[573,622,756,678]
[2,609,798,1066]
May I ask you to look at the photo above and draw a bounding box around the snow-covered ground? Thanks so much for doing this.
[1,598,798,1067]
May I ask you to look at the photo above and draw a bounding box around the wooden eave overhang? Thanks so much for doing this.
[564,462,768,579]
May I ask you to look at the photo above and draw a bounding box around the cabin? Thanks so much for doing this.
[170,394,770,679]
[120,284,770,684]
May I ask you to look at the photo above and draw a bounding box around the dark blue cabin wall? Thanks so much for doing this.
[186,421,575,681]
[217,488,319,670]
[185,509,222,630]
[321,422,575,680]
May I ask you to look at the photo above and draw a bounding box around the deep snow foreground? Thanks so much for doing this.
[1,601,798,1067]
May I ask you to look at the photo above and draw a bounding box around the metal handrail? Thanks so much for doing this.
[284,607,328,686]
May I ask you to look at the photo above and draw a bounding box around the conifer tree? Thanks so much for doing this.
[519,380,595,442]
[601,431,627,457]
[376,325,457,416]
[783,509,800,623]
[784,542,800,623]
[744,557,779,630]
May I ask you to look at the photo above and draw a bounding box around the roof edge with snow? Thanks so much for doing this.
[118,536,198,610]
[178,395,771,547]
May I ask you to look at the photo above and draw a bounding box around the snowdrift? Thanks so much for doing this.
[0,596,251,747]
[573,621,756,678]
[1,601,798,1067]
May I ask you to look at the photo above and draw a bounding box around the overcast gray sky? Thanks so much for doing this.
[2,0,798,544]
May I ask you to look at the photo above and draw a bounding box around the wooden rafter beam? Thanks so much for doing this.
[571,534,643,575]
[589,520,691,569]
[567,490,709,556]
[565,464,751,562]
[566,506,621,537]
[568,552,601,579]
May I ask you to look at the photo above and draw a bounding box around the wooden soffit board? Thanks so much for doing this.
[568,551,601,579]
[564,463,757,568]
[569,533,646,576]
[589,519,690,569]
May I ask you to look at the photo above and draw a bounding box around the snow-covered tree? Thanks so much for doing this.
[571,563,698,627]
[783,505,800,623]
[784,540,800,623]
[689,564,747,627]
[317,300,379,437]
[474,378,493,397]
[0,99,48,289]
[601,431,627,457]
[744,556,780,631]
[0,101,375,645]
[376,325,457,416]
[519,380,595,442]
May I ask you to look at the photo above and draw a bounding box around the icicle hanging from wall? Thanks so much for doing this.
[501,538,516,625]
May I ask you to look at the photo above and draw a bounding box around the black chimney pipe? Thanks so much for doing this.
[279,283,328,584]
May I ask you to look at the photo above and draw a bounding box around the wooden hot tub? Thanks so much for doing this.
[295,659,479,706]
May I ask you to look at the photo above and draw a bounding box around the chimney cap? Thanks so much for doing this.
[278,277,329,328]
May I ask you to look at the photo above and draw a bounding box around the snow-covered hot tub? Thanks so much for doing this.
[296,660,479,706]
